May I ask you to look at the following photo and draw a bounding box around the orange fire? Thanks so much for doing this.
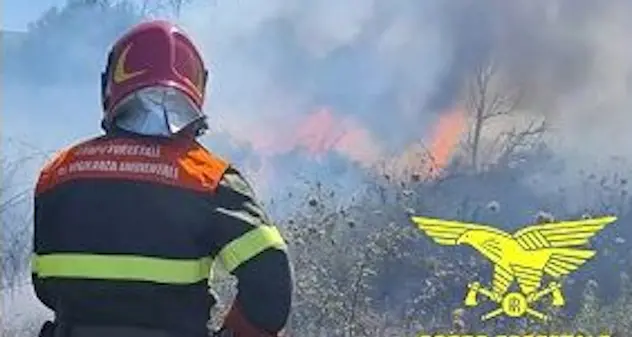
[387,106,467,179]
[293,108,343,157]
[231,105,467,188]
[426,106,467,173]
[292,108,382,164]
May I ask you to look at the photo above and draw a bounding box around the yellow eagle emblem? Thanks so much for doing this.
[411,215,617,321]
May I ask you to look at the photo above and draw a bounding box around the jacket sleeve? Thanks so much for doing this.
[209,166,293,334]
[31,150,68,312]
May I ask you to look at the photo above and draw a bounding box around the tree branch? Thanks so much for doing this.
[497,118,547,166]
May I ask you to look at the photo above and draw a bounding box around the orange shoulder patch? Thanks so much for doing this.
[35,137,230,195]
[35,148,74,195]
[176,141,229,192]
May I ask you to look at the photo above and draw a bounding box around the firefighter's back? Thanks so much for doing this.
[33,19,292,337]
[33,133,228,337]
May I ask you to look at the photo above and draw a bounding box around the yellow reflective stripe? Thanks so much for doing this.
[32,254,213,285]
[219,225,287,273]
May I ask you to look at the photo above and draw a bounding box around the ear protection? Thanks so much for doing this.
[101,51,115,112]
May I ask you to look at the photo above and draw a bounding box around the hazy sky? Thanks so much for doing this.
[3,0,632,194]
[2,1,67,31]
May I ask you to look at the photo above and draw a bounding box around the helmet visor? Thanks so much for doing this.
[113,86,206,137]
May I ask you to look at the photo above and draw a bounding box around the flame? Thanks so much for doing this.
[229,107,382,192]
[293,108,382,164]
[334,124,382,164]
[245,107,382,164]
[427,106,467,172]
[293,108,344,157]
[386,106,467,180]
[224,105,467,188]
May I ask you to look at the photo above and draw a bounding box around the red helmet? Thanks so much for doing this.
[101,20,208,130]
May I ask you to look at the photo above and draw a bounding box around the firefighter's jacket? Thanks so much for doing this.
[31,133,292,336]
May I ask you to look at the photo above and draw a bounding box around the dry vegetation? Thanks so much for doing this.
[202,157,632,337]
[3,156,631,336]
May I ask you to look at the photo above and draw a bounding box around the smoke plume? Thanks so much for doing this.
[172,0,632,186]
[3,0,632,190]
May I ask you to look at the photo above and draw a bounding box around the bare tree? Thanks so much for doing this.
[168,0,188,17]
[139,0,193,17]
[462,56,546,171]
[0,138,52,291]
[0,156,34,291]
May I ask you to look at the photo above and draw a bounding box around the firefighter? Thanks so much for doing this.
[32,20,293,337]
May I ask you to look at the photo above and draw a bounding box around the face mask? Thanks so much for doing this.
[113,86,206,137]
